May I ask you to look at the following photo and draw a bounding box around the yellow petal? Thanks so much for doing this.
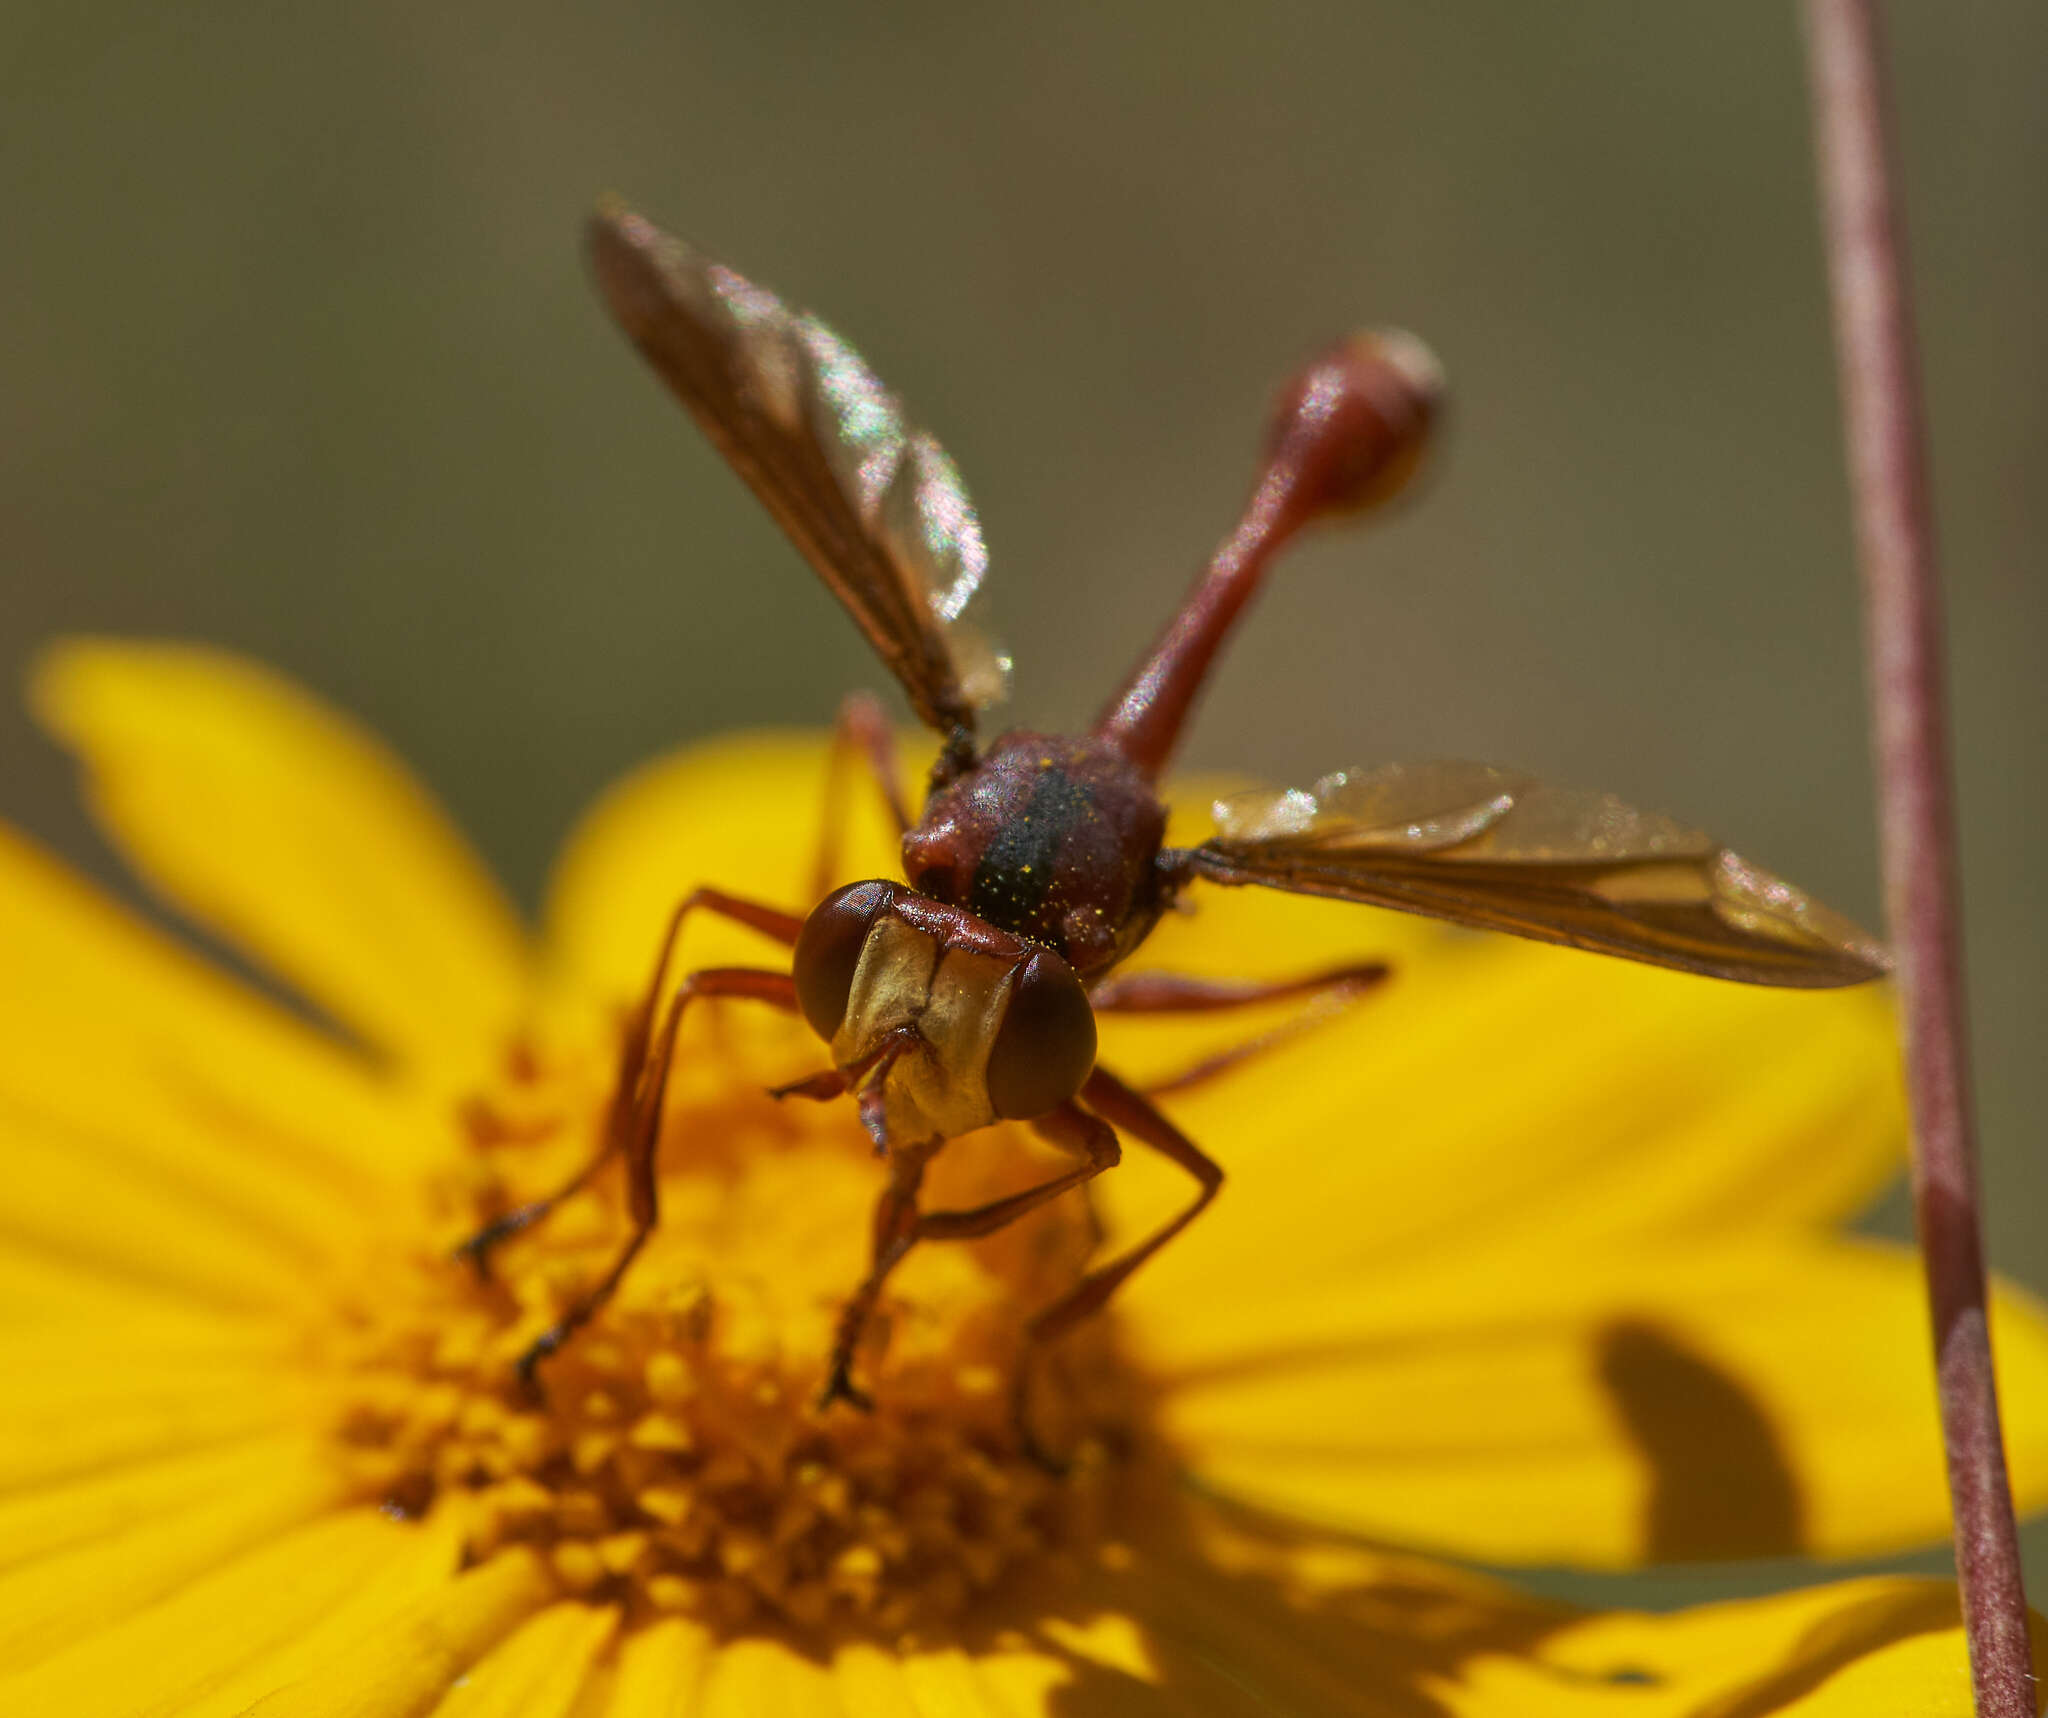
[0,1436,312,1573]
[543,731,908,1011]
[899,1643,1054,1718]
[1138,1238,2048,1567]
[0,1056,386,1286]
[827,1642,928,1718]
[0,1326,298,1499]
[0,1107,331,1311]
[0,1242,210,1330]
[0,1438,343,1671]
[0,821,444,1187]
[1077,1501,2044,1718]
[32,640,530,1075]
[179,1517,466,1718]
[1448,1576,2048,1717]
[425,1600,619,1718]
[237,1547,554,1718]
[699,1634,854,1718]
[946,1505,1566,1718]
[0,1508,446,1718]
[599,1616,715,1718]
[1102,932,1903,1293]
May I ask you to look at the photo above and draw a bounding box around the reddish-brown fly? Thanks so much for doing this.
[461,202,1890,1427]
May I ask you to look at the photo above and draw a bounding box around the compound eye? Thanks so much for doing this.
[793,881,894,1039]
[984,949,1097,1120]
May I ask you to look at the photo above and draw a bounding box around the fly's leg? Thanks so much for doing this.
[517,966,799,1387]
[456,887,804,1276]
[1090,961,1389,1097]
[1013,1065,1222,1461]
[810,690,910,905]
[770,1068,849,1102]
[1089,963,1389,1014]
[816,1104,1122,1412]
[1028,1067,1221,1337]
[816,1158,926,1414]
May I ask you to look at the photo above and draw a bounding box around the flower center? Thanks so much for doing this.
[328,1008,1145,1635]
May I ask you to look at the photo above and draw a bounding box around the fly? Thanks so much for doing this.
[460,202,1889,1438]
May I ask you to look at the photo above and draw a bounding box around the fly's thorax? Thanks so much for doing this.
[901,732,1170,978]
[791,883,1098,1147]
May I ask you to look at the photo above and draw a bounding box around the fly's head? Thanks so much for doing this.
[792,880,1097,1152]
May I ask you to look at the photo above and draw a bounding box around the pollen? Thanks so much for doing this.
[326,1009,1142,1638]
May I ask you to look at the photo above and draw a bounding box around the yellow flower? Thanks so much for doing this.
[4,637,2045,1715]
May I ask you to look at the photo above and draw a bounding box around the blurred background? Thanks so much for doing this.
[3,3,2042,1606]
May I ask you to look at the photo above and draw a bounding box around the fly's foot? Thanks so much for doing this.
[514,1327,564,1401]
[816,1366,875,1414]
[452,1203,547,1282]
[1011,1353,1072,1475]
[768,1069,846,1102]
[1018,1423,1070,1477]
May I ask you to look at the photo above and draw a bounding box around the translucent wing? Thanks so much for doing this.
[1190,761,1890,987]
[588,201,1009,735]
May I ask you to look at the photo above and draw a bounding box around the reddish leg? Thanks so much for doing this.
[457,886,803,1274]
[773,1025,921,1153]
[816,1102,1122,1411]
[998,1067,1223,1462]
[1026,1065,1220,1345]
[816,1065,1222,1456]
[816,1154,926,1413]
[1091,961,1389,1097]
[810,689,911,904]
[518,966,799,1385]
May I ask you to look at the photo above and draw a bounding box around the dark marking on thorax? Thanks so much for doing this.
[969,765,1097,930]
[902,729,1171,976]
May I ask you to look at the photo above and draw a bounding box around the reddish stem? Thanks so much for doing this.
[1802,3,2032,1711]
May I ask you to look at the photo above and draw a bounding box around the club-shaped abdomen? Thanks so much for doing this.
[1091,329,1445,784]
[983,947,1096,1120]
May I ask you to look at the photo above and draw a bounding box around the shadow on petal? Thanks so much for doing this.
[1597,1318,1805,1561]
[1701,1583,1965,1718]
[934,1497,1576,1718]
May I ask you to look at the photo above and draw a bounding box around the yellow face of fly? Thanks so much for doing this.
[830,914,1020,1147]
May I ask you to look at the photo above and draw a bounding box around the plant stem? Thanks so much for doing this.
[1801,2,2033,1711]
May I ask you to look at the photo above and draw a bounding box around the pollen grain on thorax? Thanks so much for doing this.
[324,1006,1141,1638]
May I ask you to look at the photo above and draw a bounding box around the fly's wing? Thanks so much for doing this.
[587,201,1009,736]
[1189,760,1890,987]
